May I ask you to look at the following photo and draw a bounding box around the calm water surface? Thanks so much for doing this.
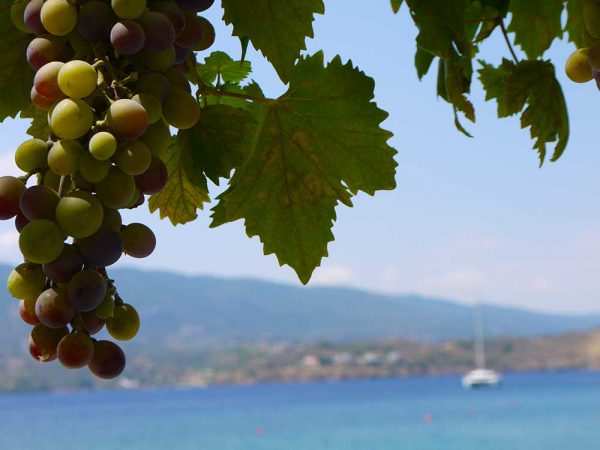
[1,371,599,449]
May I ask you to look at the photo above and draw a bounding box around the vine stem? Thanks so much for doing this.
[57,175,67,197]
[500,20,519,64]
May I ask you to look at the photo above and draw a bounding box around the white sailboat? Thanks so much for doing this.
[462,303,501,388]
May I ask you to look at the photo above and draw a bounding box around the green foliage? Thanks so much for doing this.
[390,0,403,13]
[19,105,51,140]
[196,51,252,85]
[210,53,396,283]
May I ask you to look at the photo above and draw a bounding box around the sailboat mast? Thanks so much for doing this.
[474,303,486,369]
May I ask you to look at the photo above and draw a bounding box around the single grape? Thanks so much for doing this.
[7,262,46,299]
[57,332,95,369]
[15,138,48,173]
[177,0,214,12]
[11,0,30,33]
[78,229,123,267]
[58,60,98,99]
[36,287,75,328]
[111,0,146,19]
[115,140,152,175]
[165,69,191,93]
[174,45,190,65]
[89,132,117,161]
[88,340,126,379]
[0,176,25,220]
[19,297,40,325]
[29,324,68,362]
[40,0,77,36]
[121,223,156,258]
[137,72,170,101]
[107,303,140,341]
[110,20,145,55]
[135,157,168,194]
[565,48,593,83]
[125,189,144,209]
[94,292,115,319]
[19,219,65,264]
[20,185,60,221]
[27,35,73,71]
[34,61,64,100]
[163,90,200,129]
[68,269,107,312]
[76,0,116,43]
[49,98,95,140]
[107,99,149,140]
[138,11,176,52]
[132,93,162,124]
[139,120,171,157]
[151,1,186,35]
[56,190,104,239]
[100,207,122,232]
[43,243,84,283]
[175,12,203,48]
[140,45,176,71]
[82,311,106,335]
[95,167,136,208]
[15,212,30,232]
[24,0,46,35]
[78,151,110,183]
[31,86,55,110]
[192,17,215,51]
[48,139,84,175]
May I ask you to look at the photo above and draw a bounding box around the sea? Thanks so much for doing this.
[1,371,599,450]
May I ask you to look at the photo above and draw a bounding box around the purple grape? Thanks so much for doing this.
[110,21,145,55]
[137,12,176,52]
[77,0,116,43]
[24,0,46,34]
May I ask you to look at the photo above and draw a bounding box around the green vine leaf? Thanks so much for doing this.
[188,105,256,185]
[507,0,563,59]
[221,0,325,83]
[479,59,569,165]
[148,132,210,225]
[0,4,34,122]
[211,53,397,284]
[19,104,51,140]
[391,0,403,13]
[566,0,584,48]
[196,51,252,85]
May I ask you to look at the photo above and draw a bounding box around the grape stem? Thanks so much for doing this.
[57,176,68,197]
[500,19,519,64]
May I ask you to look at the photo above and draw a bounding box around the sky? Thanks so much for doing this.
[1,1,600,314]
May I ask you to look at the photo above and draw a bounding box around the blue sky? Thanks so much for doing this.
[1,1,599,313]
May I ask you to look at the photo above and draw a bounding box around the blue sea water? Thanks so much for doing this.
[1,371,599,450]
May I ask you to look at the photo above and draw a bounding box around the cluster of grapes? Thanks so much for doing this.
[2,0,215,379]
[566,1,600,86]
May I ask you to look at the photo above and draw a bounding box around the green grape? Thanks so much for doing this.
[121,222,156,258]
[88,340,126,379]
[566,48,593,83]
[10,0,31,33]
[100,207,122,232]
[125,189,143,209]
[107,303,140,341]
[7,262,46,300]
[19,297,40,325]
[163,90,200,129]
[36,287,75,328]
[48,139,84,175]
[57,332,95,369]
[95,167,136,208]
[111,0,146,19]
[29,324,69,362]
[50,98,95,140]
[139,120,171,157]
[0,176,26,220]
[107,99,149,140]
[40,0,77,36]
[15,139,49,173]
[584,0,600,39]
[132,93,162,124]
[140,45,175,72]
[19,219,65,264]
[165,69,190,93]
[89,131,117,161]
[94,292,115,319]
[67,269,106,311]
[137,72,170,101]
[115,141,152,175]
[58,60,98,99]
[79,151,110,183]
[56,190,104,239]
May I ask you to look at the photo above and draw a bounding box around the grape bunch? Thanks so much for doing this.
[566,0,600,86]
[4,0,215,379]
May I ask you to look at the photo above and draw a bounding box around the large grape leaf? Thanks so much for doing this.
[211,53,397,284]
[148,133,210,225]
[391,0,403,13]
[479,59,569,165]
[0,2,34,122]
[221,0,324,83]
[19,105,51,140]
[188,105,255,185]
[507,0,563,59]
[566,0,584,48]
[196,51,252,85]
